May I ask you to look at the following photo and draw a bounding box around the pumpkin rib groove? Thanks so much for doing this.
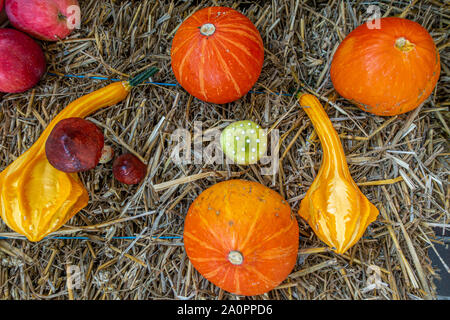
[244,264,279,287]
[213,38,251,80]
[170,32,198,56]
[219,26,261,40]
[244,222,298,258]
[218,20,257,28]
[209,41,242,96]
[176,43,197,82]
[242,213,295,256]
[257,244,300,261]
[197,212,233,251]
[237,185,270,251]
[341,210,367,253]
[183,230,225,255]
[234,272,241,296]
[190,14,202,24]
[209,40,240,93]
[218,27,262,46]
[209,264,234,292]
[175,26,199,31]
[196,208,225,244]
[216,264,233,288]
[203,267,223,280]
[207,6,212,19]
[215,34,261,65]
[198,38,208,100]
[188,256,224,263]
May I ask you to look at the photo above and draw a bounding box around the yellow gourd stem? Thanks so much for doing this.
[297,93,379,254]
[0,68,157,241]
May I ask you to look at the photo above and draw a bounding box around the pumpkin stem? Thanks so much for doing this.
[200,23,216,36]
[228,250,244,265]
[395,37,415,52]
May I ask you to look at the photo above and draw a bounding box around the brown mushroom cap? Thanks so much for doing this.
[45,117,104,173]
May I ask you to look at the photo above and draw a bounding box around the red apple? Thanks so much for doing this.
[0,1,6,24]
[0,28,46,93]
[5,0,80,41]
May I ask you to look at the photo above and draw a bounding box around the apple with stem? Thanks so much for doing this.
[5,0,80,41]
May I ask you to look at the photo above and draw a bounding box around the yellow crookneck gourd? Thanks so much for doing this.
[298,93,379,254]
[0,68,157,241]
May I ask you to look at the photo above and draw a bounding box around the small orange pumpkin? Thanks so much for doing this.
[330,17,440,116]
[183,179,299,296]
[171,6,264,104]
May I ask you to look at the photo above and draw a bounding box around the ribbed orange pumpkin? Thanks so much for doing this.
[170,6,264,104]
[183,179,299,296]
[330,17,440,116]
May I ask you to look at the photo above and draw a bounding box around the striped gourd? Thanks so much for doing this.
[297,93,379,254]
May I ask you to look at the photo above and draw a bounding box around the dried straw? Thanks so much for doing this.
[0,0,448,300]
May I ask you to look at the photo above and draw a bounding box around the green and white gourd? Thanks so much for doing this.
[220,120,268,165]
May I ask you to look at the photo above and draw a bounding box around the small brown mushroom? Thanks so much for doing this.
[112,153,147,185]
[45,117,104,173]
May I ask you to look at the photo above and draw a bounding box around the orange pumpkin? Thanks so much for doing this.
[183,179,299,296]
[330,17,440,116]
[170,6,264,104]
